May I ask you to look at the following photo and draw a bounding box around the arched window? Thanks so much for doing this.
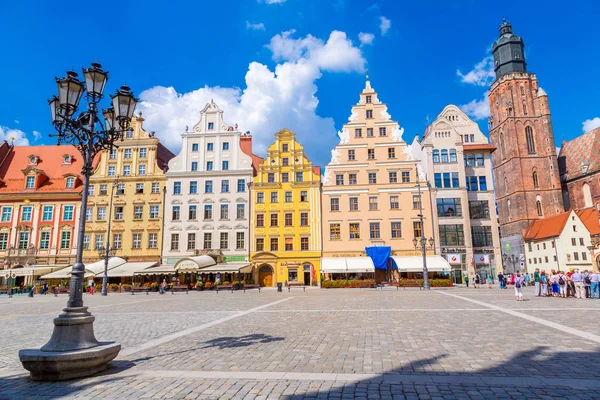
[432,150,440,163]
[536,195,543,217]
[526,126,536,154]
[583,183,593,208]
[449,149,457,163]
[467,154,475,166]
[441,149,449,163]
[533,171,539,188]
[500,132,506,160]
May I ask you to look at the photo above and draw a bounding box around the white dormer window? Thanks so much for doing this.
[66,177,75,188]
[25,176,35,189]
[28,156,38,165]
[208,122,214,130]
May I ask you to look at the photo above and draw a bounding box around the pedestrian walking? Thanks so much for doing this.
[464,274,469,288]
[514,273,524,301]
[41,282,48,295]
[534,268,541,296]
[498,272,505,289]
[540,270,548,296]
[474,273,481,289]
[571,269,584,299]
[590,270,599,299]
[525,272,531,287]
[487,276,493,288]
[583,270,591,298]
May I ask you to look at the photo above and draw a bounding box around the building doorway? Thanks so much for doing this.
[258,265,273,287]
[303,264,312,286]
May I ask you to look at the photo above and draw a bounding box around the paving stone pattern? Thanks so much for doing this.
[0,287,599,399]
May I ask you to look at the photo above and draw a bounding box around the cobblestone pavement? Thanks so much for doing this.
[1,286,600,399]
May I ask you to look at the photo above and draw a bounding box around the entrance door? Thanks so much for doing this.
[258,265,273,287]
[303,271,311,286]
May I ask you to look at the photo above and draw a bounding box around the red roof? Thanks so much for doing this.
[156,143,176,172]
[576,208,600,236]
[559,127,600,181]
[0,145,86,194]
[240,135,264,177]
[463,144,496,152]
[312,166,321,176]
[523,211,570,241]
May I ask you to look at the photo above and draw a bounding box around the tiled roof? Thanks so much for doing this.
[523,211,570,241]
[558,128,600,181]
[0,145,85,193]
[576,208,600,236]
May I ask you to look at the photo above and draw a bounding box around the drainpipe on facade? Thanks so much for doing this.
[427,180,436,255]
[159,180,167,268]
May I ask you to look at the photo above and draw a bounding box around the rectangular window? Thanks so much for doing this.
[379,127,387,136]
[285,191,293,202]
[284,213,293,227]
[21,206,33,222]
[100,184,108,195]
[113,233,122,249]
[256,192,264,203]
[148,233,157,249]
[59,231,71,249]
[256,238,264,251]
[349,173,357,185]
[223,142,229,150]
[109,149,117,159]
[0,232,8,250]
[134,183,143,194]
[582,252,587,261]
[330,198,340,211]
[402,171,410,183]
[270,213,278,227]
[571,238,577,246]
[270,238,278,252]
[388,148,395,159]
[437,198,462,217]
[300,212,308,226]
[256,214,264,227]
[366,109,373,119]
[114,206,124,220]
[366,95,372,103]
[203,233,212,249]
[348,150,355,160]
[201,180,212,193]
[434,173,442,188]
[389,172,397,183]
[288,268,298,282]
[281,173,289,182]
[171,233,179,251]
[270,192,278,203]
[39,231,50,250]
[138,148,147,158]
[451,172,459,188]
[413,195,421,210]
[222,161,229,170]
[203,205,212,220]
[236,232,245,250]
[82,234,90,250]
[207,161,213,171]
[391,222,402,238]
[187,233,196,250]
[336,174,344,185]
[295,172,303,182]
[220,204,228,220]
[285,238,293,251]
[330,223,341,240]
[134,205,143,219]
[282,143,289,152]
[471,226,493,247]
[467,176,478,191]
[63,205,74,221]
[173,182,181,194]
[413,221,422,238]
[369,196,378,211]
[469,201,490,219]
[187,181,197,194]
[207,143,214,151]
[443,173,451,188]
[123,165,131,176]
[355,128,362,138]
[172,206,180,220]
[124,149,132,159]
[300,237,309,251]
[95,234,104,250]
[268,173,275,183]
[367,128,374,137]
[368,173,377,184]
[300,191,308,202]
[191,162,198,171]
[192,143,199,152]
[237,204,245,219]
[479,176,487,191]
[138,165,146,175]
[349,223,360,239]
[108,166,116,176]
[237,179,246,192]
[1,207,12,222]
[220,232,228,249]
[220,180,229,193]
[369,222,380,239]
[349,197,358,211]
[188,205,197,220]
[18,231,29,249]
[439,224,465,246]
[87,185,94,196]
[208,122,214,130]
[97,207,106,221]
[390,195,399,209]
[85,208,93,221]
[117,184,125,195]
[368,149,375,160]
[476,154,484,166]
[282,157,289,166]
[574,252,579,261]
[42,206,53,221]
[149,205,159,219]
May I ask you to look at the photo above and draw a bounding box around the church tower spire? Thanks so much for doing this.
[492,19,527,79]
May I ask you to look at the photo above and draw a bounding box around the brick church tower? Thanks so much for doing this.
[488,20,563,267]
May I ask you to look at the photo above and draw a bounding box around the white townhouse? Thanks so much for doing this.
[162,101,256,266]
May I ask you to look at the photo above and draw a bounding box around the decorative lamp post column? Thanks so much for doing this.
[100,176,120,296]
[414,173,435,290]
[19,63,138,381]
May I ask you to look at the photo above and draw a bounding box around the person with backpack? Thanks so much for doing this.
[558,271,567,298]
[571,269,584,299]
[474,273,481,289]
[514,272,524,301]
[464,274,469,288]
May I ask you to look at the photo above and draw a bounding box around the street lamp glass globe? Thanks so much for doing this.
[48,96,59,124]
[83,62,108,100]
[102,107,115,130]
[56,71,84,116]
[111,85,138,121]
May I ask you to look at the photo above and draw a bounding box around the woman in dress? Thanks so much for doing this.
[514,273,524,301]
[550,270,560,297]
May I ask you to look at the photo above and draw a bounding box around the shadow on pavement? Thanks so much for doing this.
[201,333,285,349]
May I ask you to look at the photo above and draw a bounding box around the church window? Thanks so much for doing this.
[525,126,536,154]
[583,183,593,208]
[533,172,539,189]
[500,132,506,160]
[523,103,528,115]
[520,86,525,96]
[536,200,543,216]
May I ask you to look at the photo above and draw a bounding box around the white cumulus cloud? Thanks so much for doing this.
[33,130,42,141]
[246,21,265,30]
[459,95,490,121]
[457,55,495,86]
[0,125,30,146]
[379,16,391,35]
[136,30,366,167]
[358,32,375,46]
[582,117,600,133]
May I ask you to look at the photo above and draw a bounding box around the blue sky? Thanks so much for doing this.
[0,0,598,167]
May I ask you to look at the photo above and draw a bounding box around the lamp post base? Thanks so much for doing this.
[19,307,121,381]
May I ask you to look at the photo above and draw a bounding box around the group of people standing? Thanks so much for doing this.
[531,268,599,299]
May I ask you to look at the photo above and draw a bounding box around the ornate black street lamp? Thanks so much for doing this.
[414,172,435,290]
[19,63,138,381]
[99,176,120,296]
[502,253,519,274]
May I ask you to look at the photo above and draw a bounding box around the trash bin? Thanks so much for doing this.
[277,282,283,292]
